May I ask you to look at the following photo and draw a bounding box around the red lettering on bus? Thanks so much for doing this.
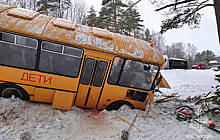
[44,76,52,84]
[37,74,44,83]
[29,73,36,82]
[20,72,52,84]
[20,72,29,81]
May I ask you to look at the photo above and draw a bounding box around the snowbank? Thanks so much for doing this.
[160,69,219,99]
[0,69,219,140]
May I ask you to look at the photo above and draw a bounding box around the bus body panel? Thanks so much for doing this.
[0,66,80,92]
[18,84,35,101]
[52,90,75,110]
[97,84,150,110]
[34,88,55,103]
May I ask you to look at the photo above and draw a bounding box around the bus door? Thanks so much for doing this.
[75,56,110,108]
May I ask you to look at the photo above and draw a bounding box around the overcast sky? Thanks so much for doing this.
[86,0,220,55]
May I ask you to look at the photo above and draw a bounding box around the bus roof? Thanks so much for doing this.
[0,5,164,66]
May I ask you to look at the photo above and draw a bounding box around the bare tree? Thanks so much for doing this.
[70,0,87,24]
[17,0,27,8]
[168,42,186,59]
[186,43,197,67]
[1,0,38,10]
[127,0,220,44]
[151,31,166,54]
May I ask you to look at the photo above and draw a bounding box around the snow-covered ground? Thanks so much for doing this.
[0,69,219,140]
[160,69,219,99]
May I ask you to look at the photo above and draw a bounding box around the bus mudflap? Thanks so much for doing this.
[52,91,75,110]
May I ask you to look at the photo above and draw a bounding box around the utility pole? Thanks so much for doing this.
[214,0,220,44]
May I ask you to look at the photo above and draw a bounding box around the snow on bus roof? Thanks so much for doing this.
[0,5,164,65]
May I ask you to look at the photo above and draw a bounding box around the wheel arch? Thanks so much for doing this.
[0,82,30,100]
[106,100,135,111]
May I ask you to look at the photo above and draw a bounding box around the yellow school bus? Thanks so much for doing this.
[0,4,166,112]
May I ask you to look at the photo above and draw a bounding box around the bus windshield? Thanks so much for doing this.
[108,57,159,90]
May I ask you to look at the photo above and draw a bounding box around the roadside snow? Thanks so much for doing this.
[0,69,219,140]
[160,69,219,99]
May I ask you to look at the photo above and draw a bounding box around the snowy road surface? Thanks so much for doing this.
[0,69,219,140]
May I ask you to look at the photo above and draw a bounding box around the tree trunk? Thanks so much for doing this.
[214,0,220,44]
[113,0,118,33]
[58,0,62,18]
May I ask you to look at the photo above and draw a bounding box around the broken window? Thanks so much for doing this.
[108,57,159,90]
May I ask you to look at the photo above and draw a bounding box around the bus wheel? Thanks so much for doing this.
[0,84,29,100]
[106,101,134,111]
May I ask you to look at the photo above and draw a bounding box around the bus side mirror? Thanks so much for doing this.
[156,75,162,86]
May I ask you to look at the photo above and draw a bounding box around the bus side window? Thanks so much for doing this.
[42,41,63,53]
[2,33,15,43]
[64,46,83,58]
[16,35,37,48]
[108,57,124,84]
[39,41,83,77]
[81,58,95,85]
[93,61,108,87]
[0,33,37,69]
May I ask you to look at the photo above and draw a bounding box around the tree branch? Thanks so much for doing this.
[155,0,198,11]
[183,4,214,22]
[126,0,142,11]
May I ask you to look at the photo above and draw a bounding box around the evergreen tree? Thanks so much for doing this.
[96,3,114,31]
[97,0,127,32]
[86,6,97,27]
[36,0,57,16]
[194,50,216,64]
[117,1,144,39]
[37,0,72,18]
[118,7,143,36]
[144,28,151,42]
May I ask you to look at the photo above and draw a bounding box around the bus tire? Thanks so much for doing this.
[0,83,29,100]
[106,101,134,111]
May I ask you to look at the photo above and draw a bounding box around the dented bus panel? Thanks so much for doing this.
[0,4,168,112]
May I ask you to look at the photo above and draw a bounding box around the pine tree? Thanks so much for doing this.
[97,0,127,32]
[144,28,151,42]
[86,6,97,27]
[36,0,57,16]
[96,1,114,32]
[118,1,144,39]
